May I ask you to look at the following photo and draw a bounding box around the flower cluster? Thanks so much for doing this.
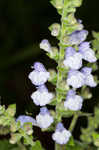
[64,28,97,112]
[65,30,97,89]
[28,57,72,144]
[42,24,96,139]
[28,62,54,129]
[22,17,97,146]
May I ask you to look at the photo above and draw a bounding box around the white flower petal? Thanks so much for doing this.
[64,53,82,69]
[36,114,53,129]
[31,90,54,106]
[67,71,85,88]
[28,71,50,86]
[64,95,83,111]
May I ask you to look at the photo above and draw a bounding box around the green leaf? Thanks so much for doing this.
[92,132,99,147]
[66,141,86,150]
[30,141,44,150]
[50,0,63,9]
[0,140,20,150]
[10,133,22,144]
[67,136,75,146]
[6,104,16,117]
[0,105,5,115]
[92,31,99,39]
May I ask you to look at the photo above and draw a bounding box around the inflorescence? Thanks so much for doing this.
[16,22,97,145]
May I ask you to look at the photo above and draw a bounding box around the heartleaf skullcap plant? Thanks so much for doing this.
[27,0,98,149]
[0,0,98,149]
[64,90,83,111]
[16,115,37,127]
[31,84,54,106]
[36,107,54,129]
[63,47,82,69]
[28,62,50,86]
[52,123,71,145]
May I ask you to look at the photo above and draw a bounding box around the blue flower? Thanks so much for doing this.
[31,84,54,106]
[79,42,97,63]
[16,115,37,127]
[36,107,54,129]
[52,123,71,145]
[81,67,97,87]
[28,62,50,86]
[67,70,85,88]
[64,90,83,111]
[63,47,82,69]
[69,30,88,45]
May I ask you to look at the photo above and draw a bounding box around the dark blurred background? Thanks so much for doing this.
[0,0,99,149]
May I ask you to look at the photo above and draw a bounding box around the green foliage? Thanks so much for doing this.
[80,107,99,146]
[30,141,44,150]
[0,140,23,150]
[92,132,99,147]
[92,31,99,58]
[0,104,38,148]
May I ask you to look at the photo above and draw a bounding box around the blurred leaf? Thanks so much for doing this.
[30,141,44,150]
[67,136,75,146]
[0,125,10,135]
[92,132,99,147]
[10,133,22,144]
[0,140,20,150]
[63,140,87,150]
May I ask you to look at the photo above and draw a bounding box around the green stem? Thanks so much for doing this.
[55,0,68,149]
[55,143,60,150]
[55,0,83,149]
[55,143,64,150]
[56,0,68,106]
[69,113,79,132]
